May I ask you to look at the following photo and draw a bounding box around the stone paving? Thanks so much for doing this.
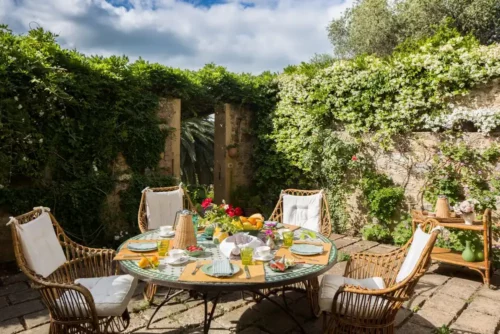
[1,234,500,334]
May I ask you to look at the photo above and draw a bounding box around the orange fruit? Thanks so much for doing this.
[138,257,150,269]
[249,213,264,221]
[240,216,249,223]
[248,218,257,225]
[256,220,263,229]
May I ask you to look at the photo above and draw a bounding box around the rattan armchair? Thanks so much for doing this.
[256,189,331,314]
[9,208,132,333]
[137,184,196,302]
[321,219,441,333]
[269,189,332,237]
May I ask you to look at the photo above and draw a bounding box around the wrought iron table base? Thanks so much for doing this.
[146,289,307,334]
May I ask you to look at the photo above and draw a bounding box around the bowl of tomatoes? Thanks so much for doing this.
[185,245,204,257]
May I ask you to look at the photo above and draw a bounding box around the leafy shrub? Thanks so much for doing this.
[392,220,413,246]
[361,224,393,243]
[361,173,405,225]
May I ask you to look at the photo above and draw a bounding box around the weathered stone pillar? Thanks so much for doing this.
[158,98,181,178]
[214,104,254,203]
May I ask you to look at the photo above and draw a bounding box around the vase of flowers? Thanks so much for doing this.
[454,199,477,225]
[265,229,277,250]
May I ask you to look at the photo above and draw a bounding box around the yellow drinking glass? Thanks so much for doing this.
[157,240,170,257]
[240,247,253,265]
[282,231,294,247]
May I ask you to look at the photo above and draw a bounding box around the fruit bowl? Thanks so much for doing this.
[240,214,264,235]
[185,245,204,257]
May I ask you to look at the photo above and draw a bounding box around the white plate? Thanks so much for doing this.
[253,254,274,262]
[159,232,175,238]
[163,256,189,266]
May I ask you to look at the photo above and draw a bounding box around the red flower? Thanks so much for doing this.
[226,208,235,217]
[201,198,213,209]
[351,155,358,161]
[234,207,243,216]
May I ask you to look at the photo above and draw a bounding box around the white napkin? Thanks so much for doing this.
[219,233,265,259]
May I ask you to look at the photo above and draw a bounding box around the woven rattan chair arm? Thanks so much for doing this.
[344,248,406,281]
[330,285,406,322]
[36,280,99,323]
[63,249,119,278]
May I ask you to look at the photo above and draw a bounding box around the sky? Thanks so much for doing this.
[0,0,353,73]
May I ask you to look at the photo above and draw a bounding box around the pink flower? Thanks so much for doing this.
[351,155,357,161]
[201,198,213,209]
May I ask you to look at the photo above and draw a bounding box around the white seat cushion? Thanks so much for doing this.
[57,275,138,317]
[282,193,322,232]
[16,212,67,278]
[396,225,431,283]
[319,275,386,315]
[145,189,183,229]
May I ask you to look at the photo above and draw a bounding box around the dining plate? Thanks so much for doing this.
[201,263,240,277]
[127,242,158,252]
[290,244,324,256]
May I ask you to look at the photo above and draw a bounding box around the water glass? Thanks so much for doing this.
[282,231,294,247]
[157,240,170,257]
[240,247,253,265]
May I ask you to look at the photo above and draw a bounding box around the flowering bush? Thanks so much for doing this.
[422,106,500,133]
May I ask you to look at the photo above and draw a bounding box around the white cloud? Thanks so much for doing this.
[0,0,353,73]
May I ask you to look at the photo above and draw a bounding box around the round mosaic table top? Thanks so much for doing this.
[118,228,337,292]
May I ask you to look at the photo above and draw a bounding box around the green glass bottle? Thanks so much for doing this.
[461,240,476,262]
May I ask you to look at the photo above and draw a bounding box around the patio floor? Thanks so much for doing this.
[2,234,500,334]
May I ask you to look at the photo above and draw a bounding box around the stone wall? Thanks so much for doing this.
[157,98,181,178]
[345,80,500,232]
[345,132,500,232]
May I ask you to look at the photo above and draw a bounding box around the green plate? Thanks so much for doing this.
[201,263,240,277]
[127,243,157,252]
[290,244,324,256]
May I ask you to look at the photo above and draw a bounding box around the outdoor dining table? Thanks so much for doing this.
[117,227,337,333]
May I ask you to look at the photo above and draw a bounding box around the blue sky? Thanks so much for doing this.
[0,0,353,73]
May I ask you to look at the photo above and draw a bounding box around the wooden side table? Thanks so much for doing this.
[411,209,492,286]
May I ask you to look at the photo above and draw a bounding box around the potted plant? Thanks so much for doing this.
[226,143,239,158]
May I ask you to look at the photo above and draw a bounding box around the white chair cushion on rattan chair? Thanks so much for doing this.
[57,275,138,317]
[16,212,67,278]
[319,275,386,314]
[145,189,183,229]
[395,225,431,283]
[76,275,138,316]
[282,193,322,232]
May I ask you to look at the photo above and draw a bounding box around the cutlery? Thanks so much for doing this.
[191,261,202,275]
[244,265,251,279]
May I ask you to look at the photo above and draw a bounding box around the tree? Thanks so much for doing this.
[180,117,214,185]
[328,0,500,58]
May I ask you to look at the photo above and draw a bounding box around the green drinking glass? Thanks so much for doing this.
[240,247,254,265]
[282,230,294,248]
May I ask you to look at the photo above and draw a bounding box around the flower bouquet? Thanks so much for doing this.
[454,199,478,225]
[198,198,244,237]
